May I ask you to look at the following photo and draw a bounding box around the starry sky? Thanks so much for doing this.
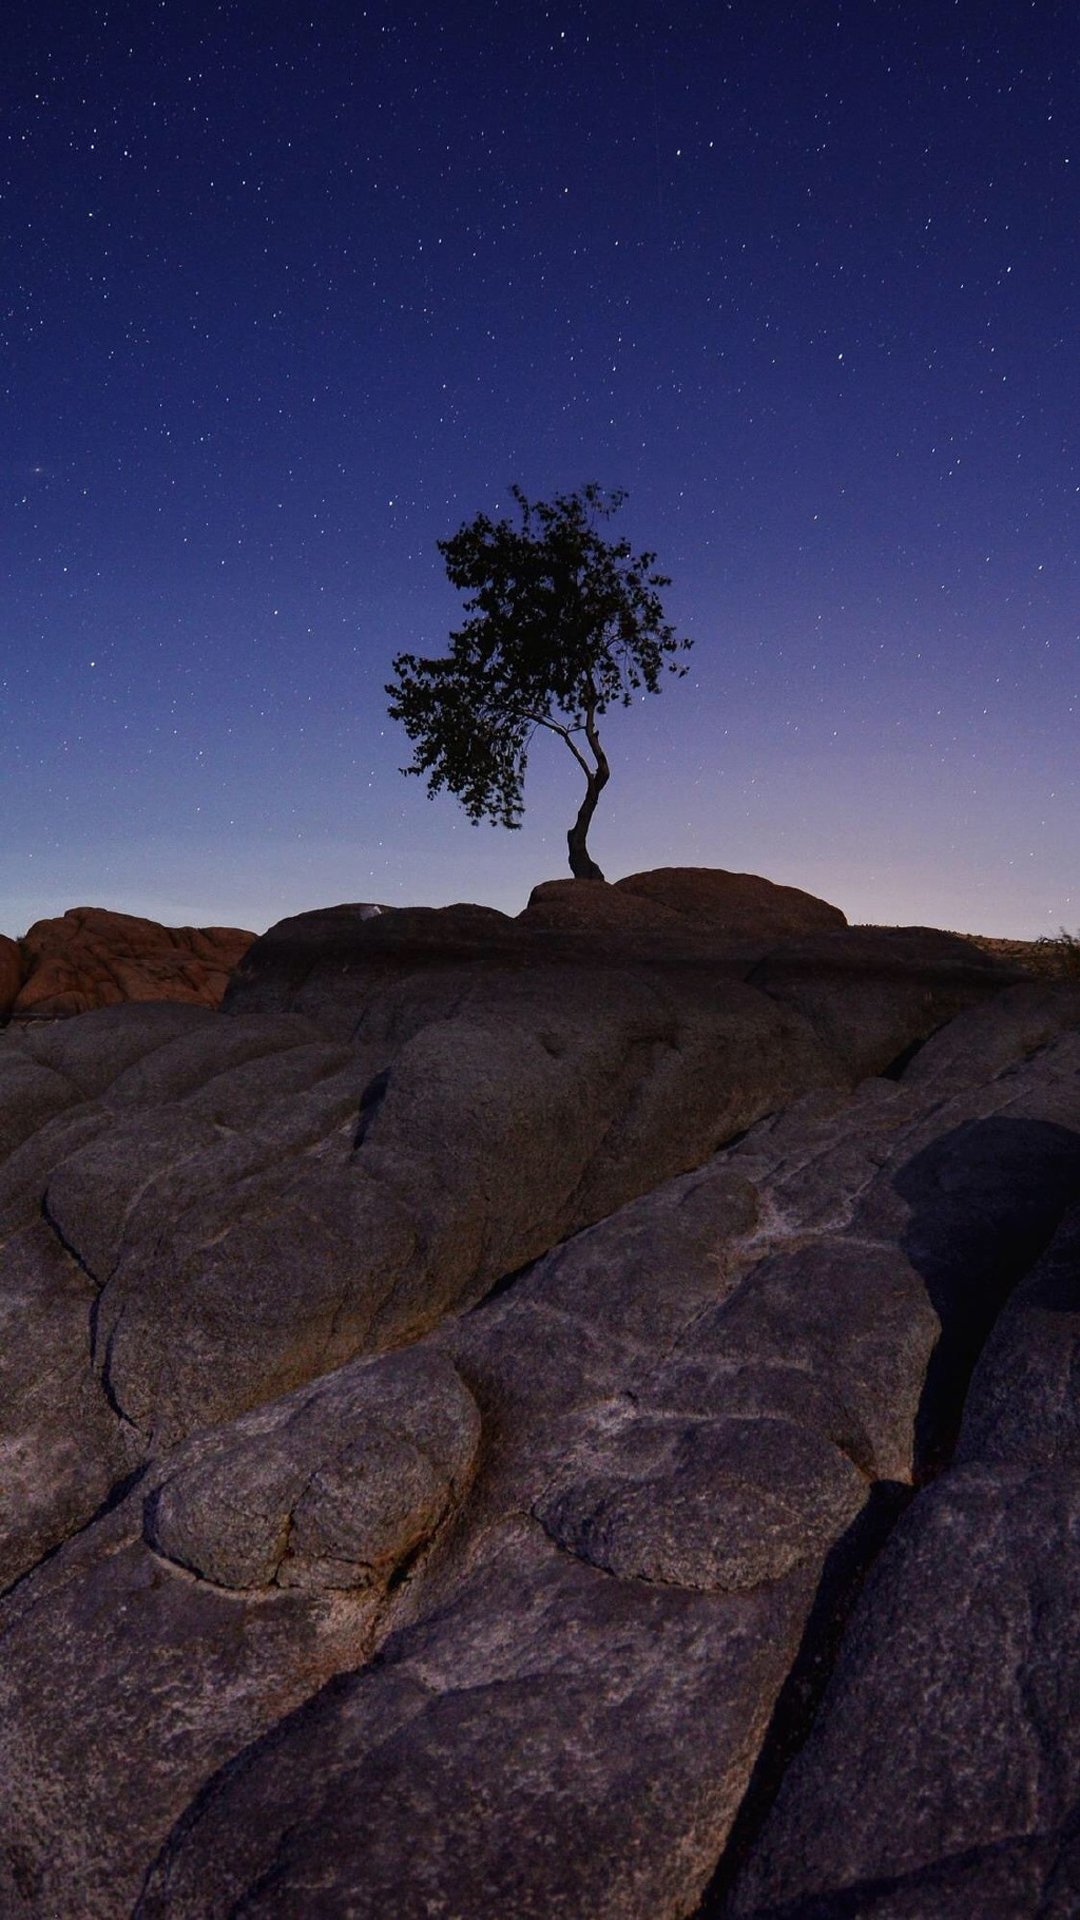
[3,1,1076,939]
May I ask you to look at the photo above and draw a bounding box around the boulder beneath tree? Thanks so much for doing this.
[518,876,689,933]
[617,865,847,937]
[519,865,847,940]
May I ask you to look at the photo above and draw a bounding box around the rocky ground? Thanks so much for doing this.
[2,868,1078,1917]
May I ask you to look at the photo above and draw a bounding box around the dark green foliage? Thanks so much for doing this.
[385,485,692,877]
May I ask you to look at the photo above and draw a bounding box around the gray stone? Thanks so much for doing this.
[957,1202,1080,1470]
[0,1348,481,1919]
[136,1528,816,1920]
[727,1124,1080,1919]
[899,976,1080,1099]
[146,1347,480,1591]
[727,1463,1080,1919]
[2,910,1079,1919]
[748,925,1023,1076]
[0,1218,132,1592]
[535,1411,866,1590]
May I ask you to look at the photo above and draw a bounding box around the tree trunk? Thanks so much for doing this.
[566,705,609,879]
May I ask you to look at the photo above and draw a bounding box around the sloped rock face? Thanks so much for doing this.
[0,885,1075,1919]
[4,906,254,1020]
[29,965,837,1454]
[746,923,1019,1077]
[725,1172,1080,1919]
[132,982,1080,1920]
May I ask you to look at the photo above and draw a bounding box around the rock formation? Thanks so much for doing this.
[0,906,254,1021]
[1,868,1076,1918]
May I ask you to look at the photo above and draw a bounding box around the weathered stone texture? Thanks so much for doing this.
[0,872,1076,1919]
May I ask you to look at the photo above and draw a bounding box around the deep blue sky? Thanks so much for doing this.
[3,1,1076,937]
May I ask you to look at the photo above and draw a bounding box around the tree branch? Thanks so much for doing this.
[515,707,594,780]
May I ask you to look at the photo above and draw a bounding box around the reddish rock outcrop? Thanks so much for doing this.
[6,908,254,1020]
[0,934,23,1020]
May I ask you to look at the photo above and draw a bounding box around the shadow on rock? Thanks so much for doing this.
[693,1477,914,1918]
[894,1116,1080,1475]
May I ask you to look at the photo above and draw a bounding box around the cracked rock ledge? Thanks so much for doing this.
[1,875,1078,1919]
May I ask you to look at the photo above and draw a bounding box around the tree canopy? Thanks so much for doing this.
[385,484,692,878]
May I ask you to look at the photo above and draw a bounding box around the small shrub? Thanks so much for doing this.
[1034,927,1080,977]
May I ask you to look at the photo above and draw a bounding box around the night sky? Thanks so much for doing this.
[3,1,1076,939]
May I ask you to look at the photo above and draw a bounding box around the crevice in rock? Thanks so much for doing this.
[39,1189,102,1288]
[708,1828,1057,1919]
[38,1194,142,1436]
[879,1030,935,1080]
[353,1067,390,1148]
[0,1461,151,1604]
[694,1119,1080,1913]
[465,1249,543,1312]
[902,1117,1080,1481]
[95,1304,143,1435]
[385,1534,429,1595]
[692,1479,913,1917]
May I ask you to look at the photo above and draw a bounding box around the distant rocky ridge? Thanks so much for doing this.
[0,906,255,1021]
[2,867,1078,1918]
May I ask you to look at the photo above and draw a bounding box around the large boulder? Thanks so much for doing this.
[518,866,846,939]
[129,984,1080,1919]
[0,965,1076,1915]
[8,907,254,1019]
[2,878,1077,1920]
[616,865,847,937]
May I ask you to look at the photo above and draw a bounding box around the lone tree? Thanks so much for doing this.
[386,484,692,879]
